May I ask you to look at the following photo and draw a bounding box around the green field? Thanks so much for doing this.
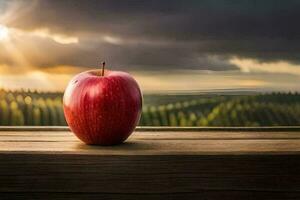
[0,88,300,126]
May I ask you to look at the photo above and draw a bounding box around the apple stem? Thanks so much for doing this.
[101,61,105,76]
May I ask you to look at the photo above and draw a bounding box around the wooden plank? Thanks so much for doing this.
[2,130,300,139]
[0,154,300,198]
[0,131,300,155]
[0,129,300,199]
[0,126,300,132]
[0,154,299,192]
[2,191,300,200]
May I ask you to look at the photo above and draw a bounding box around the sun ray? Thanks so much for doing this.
[0,25,8,41]
[0,24,32,71]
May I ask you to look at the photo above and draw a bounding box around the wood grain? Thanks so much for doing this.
[2,191,300,200]
[0,128,300,199]
[1,130,300,155]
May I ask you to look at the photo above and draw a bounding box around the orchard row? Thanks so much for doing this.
[0,89,299,126]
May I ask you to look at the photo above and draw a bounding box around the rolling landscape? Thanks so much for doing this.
[1,88,299,127]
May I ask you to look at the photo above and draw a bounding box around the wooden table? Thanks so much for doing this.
[1,127,300,200]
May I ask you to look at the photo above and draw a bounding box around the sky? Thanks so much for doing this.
[0,0,300,92]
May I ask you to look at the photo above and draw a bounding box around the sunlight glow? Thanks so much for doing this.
[0,24,9,41]
[31,28,79,44]
[0,25,32,69]
[103,35,123,45]
[230,57,300,75]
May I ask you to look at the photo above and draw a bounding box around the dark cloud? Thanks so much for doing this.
[3,0,300,70]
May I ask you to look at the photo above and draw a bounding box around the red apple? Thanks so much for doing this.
[63,63,142,145]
